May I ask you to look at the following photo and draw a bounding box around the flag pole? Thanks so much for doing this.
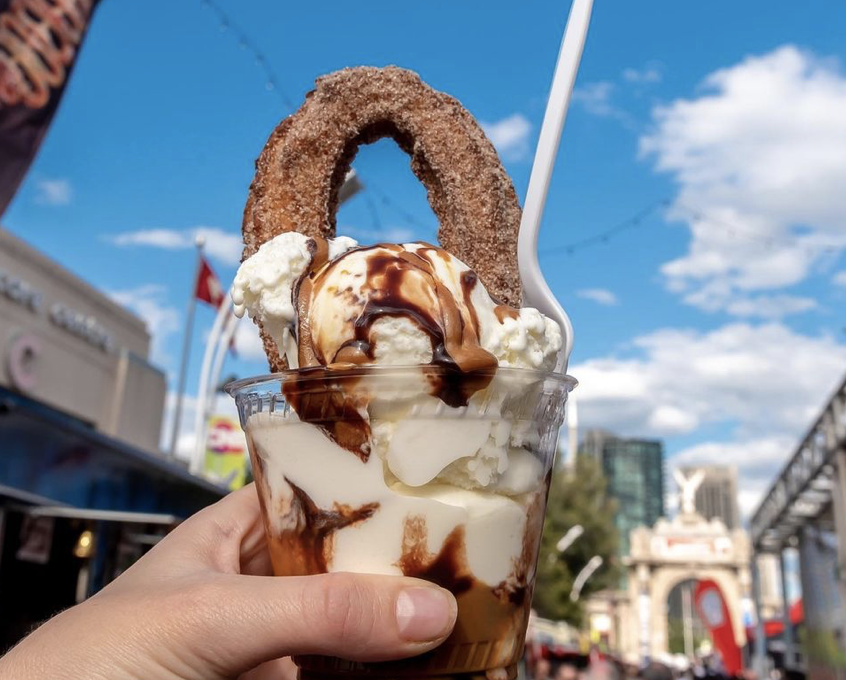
[169,235,205,458]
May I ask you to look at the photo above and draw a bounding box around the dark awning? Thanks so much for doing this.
[0,386,224,518]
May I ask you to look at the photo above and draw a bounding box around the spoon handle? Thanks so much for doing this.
[518,0,595,371]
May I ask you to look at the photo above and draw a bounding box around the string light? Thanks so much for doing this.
[364,193,382,232]
[196,4,846,260]
[198,0,438,239]
[540,200,666,257]
[368,184,436,234]
[199,0,294,109]
[539,198,845,258]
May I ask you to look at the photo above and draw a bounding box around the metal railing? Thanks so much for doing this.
[750,372,846,551]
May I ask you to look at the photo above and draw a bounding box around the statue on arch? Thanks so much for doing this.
[673,468,705,516]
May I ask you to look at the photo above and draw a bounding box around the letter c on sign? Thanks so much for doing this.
[7,333,41,393]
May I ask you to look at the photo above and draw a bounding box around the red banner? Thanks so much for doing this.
[0,0,101,215]
[694,579,742,676]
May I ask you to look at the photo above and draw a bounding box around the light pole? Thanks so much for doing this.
[170,235,205,458]
[549,524,584,564]
[681,582,695,660]
[557,524,584,553]
[571,555,603,602]
[337,169,363,203]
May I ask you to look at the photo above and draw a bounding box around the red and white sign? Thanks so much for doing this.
[204,416,247,490]
[207,416,245,454]
[651,535,733,559]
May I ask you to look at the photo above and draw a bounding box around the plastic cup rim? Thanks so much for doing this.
[224,364,577,396]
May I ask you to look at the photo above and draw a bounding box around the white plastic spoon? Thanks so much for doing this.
[518,0,595,373]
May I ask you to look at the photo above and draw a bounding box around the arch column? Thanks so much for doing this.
[635,563,652,658]
[648,568,682,657]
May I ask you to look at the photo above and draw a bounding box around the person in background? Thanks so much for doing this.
[639,661,674,680]
[532,657,553,680]
[555,662,580,680]
[584,658,623,680]
[782,669,805,680]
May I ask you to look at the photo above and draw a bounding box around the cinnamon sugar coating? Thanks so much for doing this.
[242,66,523,370]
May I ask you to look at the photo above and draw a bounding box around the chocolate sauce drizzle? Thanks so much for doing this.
[283,237,371,458]
[460,270,481,338]
[283,239,504,455]
[396,515,474,595]
[283,375,372,461]
[282,479,379,574]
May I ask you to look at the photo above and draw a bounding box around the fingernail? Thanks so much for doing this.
[395,587,455,642]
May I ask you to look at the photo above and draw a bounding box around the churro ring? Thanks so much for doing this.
[242,66,524,371]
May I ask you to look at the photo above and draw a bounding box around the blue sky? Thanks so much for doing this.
[5,0,846,517]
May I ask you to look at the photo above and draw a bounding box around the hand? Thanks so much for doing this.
[0,484,457,680]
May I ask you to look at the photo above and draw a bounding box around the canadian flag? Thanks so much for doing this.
[195,257,225,308]
[194,256,237,356]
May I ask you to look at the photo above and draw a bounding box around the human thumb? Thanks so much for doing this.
[181,571,457,678]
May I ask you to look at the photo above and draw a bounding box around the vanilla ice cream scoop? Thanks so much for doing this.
[232,233,562,375]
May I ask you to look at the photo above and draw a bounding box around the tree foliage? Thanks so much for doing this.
[532,454,621,625]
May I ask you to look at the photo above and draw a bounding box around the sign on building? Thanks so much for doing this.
[204,416,248,491]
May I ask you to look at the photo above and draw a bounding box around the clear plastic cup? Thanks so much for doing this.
[227,365,575,680]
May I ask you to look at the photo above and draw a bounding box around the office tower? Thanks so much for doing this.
[581,430,665,556]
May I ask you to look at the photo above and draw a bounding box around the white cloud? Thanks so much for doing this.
[833,270,846,287]
[722,294,817,319]
[574,321,846,519]
[35,178,72,205]
[672,277,819,321]
[577,288,619,306]
[160,391,199,462]
[573,82,633,126]
[481,113,532,160]
[649,404,698,433]
[573,322,846,440]
[110,229,185,249]
[641,46,846,313]
[195,227,243,265]
[108,284,180,367]
[573,81,617,117]
[623,64,663,85]
[108,227,243,265]
[233,318,268,363]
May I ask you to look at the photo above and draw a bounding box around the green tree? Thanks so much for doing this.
[532,454,620,625]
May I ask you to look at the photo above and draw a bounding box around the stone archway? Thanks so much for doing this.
[621,512,752,659]
[648,566,747,657]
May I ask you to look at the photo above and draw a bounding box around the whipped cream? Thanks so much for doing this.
[232,232,357,368]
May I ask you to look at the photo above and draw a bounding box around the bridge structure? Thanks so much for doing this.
[749,372,846,678]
